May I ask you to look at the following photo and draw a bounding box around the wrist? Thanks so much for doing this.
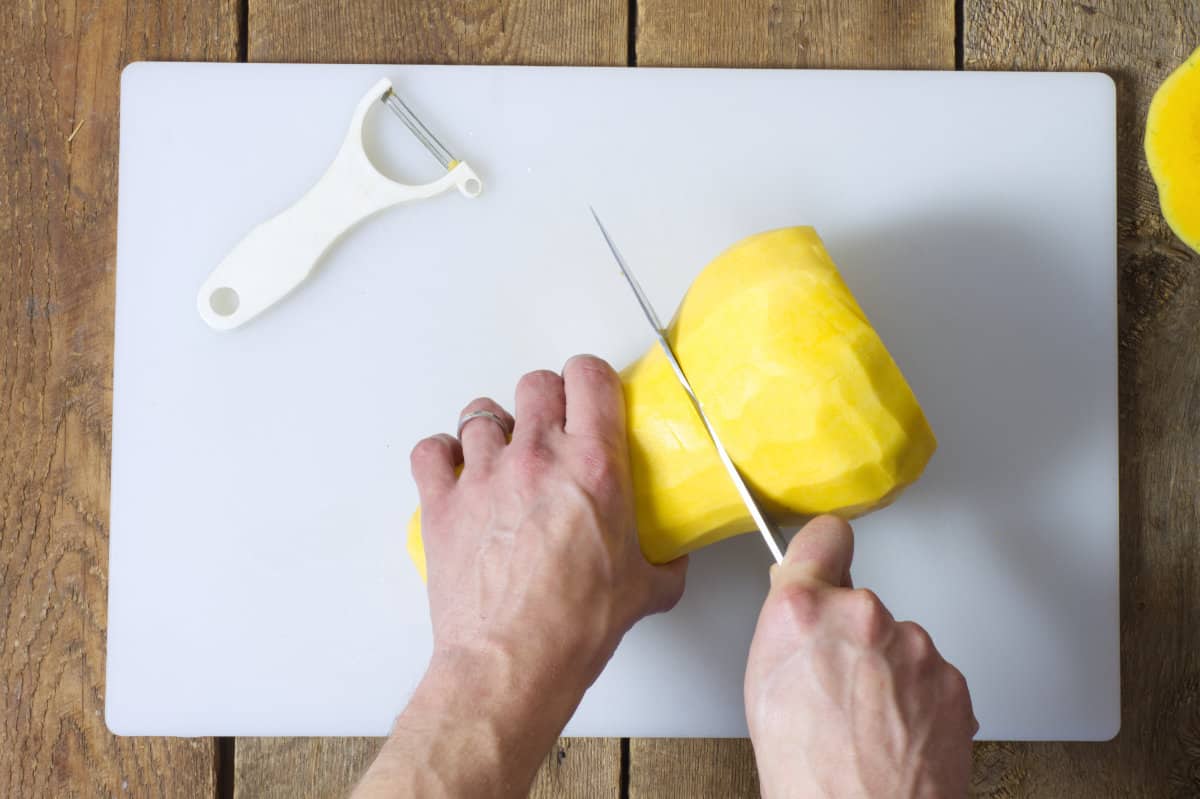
[369,644,589,798]
[423,637,594,720]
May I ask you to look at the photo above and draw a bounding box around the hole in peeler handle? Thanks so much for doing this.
[209,286,240,317]
[463,177,482,197]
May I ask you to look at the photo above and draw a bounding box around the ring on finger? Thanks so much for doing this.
[457,409,512,438]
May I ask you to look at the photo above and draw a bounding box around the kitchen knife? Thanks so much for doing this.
[590,209,790,564]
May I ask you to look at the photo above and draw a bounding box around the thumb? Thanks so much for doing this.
[772,515,854,589]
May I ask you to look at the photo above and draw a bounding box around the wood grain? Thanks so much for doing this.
[248,0,628,65]
[628,2,953,794]
[234,737,620,798]
[237,1,628,795]
[0,1,238,796]
[528,737,621,798]
[964,2,1200,796]
[235,738,382,799]
[628,738,759,799]
[636,0,955,68]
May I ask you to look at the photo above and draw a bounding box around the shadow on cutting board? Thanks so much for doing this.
[644,211,1116,738]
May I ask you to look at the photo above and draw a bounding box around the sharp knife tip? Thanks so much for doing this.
[590,209,620,255]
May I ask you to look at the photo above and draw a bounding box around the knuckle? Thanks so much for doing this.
[512,440,556,485]
[943,664,971,699]
[901,621,936,659]
[770,582,822,628]
[845,588,890,645]
[576,439,622,492]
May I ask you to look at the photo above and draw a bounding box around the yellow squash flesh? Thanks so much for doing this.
[407,227,936,575]
[1146,44,1200,253]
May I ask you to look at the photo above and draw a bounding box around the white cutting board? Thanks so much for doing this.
[107,63,1118,740]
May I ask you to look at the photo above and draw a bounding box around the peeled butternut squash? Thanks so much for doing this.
[407,227,936,575]
[1146,44,1200,253]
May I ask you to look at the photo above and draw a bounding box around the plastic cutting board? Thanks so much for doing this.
[107,63,1118,739]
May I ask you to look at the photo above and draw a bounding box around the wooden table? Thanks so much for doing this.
[3,1,1198,796]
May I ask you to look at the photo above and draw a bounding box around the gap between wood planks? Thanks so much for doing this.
[627,0,638,67]
[218,11,247,799]
[218,738,235,799]
[237,0,248,62]
[620,737,632,798]
[955,0,964,69]
[620,1,637,792]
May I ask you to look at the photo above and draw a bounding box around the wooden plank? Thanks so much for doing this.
[628,739,759,799]
[235,736,620,798]
[628,2,953,795]
[636,0,955,68]
[249,0,627,65]
[0,0,238,796]
[964,2,1200,796]
[235,738,382,799]
[237,1,627,795]
[529,737,621,798]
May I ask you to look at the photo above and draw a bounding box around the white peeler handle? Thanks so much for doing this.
[197,78,481,331]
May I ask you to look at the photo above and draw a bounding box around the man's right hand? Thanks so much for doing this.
[744,516,977,799]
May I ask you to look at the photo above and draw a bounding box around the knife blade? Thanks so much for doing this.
[590,209,789,564]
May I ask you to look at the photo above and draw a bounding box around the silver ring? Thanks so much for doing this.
[457,410,510,438]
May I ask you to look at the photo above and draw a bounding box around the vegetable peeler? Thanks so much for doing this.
[197,78,481,330]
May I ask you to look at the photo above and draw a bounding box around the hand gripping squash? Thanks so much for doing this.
[407,227,936,577]
[1146,44,1200,253]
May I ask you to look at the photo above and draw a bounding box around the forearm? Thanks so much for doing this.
[352,648,586,799]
